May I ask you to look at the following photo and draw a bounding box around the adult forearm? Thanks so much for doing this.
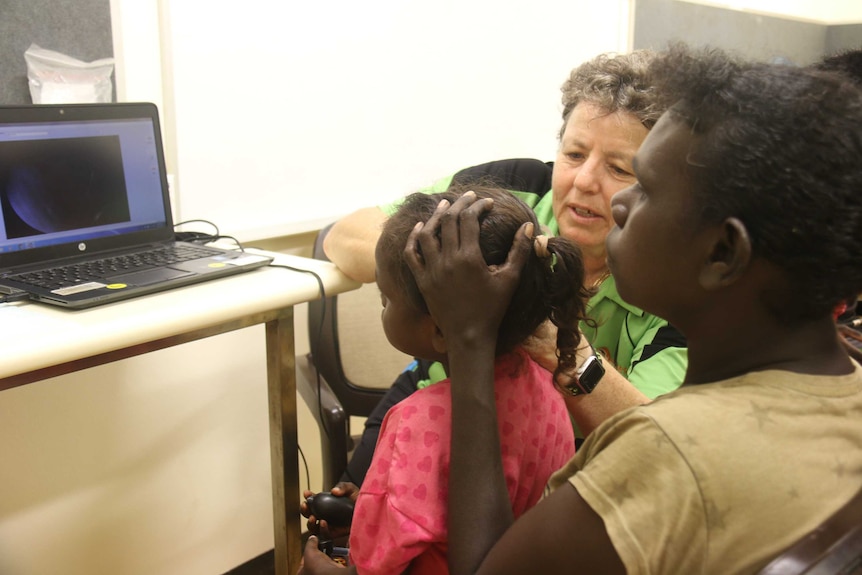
[321,206,387,284]
[448,343,514,575]
[527,331,652,437]
[564,366,649,437]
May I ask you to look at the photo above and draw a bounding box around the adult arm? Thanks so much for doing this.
[524,309,689,436]
[405,193,525,573]
[405,194,625,574]
[322,206,387,283]
[444,351,629,574]
[523,322,650,437]
[562,368,648,437]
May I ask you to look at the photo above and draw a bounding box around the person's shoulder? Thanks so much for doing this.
[451,158,554,197]
[390,377,452,420]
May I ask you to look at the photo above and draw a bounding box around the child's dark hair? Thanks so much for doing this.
[648,43,862,324]
[378,183,593,379]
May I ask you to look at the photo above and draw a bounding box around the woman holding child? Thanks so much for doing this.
[410,45,862,574]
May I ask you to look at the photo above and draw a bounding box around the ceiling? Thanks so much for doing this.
[675,0,862,24]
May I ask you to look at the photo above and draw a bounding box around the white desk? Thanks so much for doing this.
[0,251,359,575]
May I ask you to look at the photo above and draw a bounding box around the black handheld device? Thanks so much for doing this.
[305,492,355,528]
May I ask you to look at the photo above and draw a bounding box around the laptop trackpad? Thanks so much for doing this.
[108,267,195,286]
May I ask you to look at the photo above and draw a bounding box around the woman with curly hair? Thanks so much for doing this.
[342,44,862,575]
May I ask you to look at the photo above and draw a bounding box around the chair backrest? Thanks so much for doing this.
[306,222,412,416]
[758,487,862,575]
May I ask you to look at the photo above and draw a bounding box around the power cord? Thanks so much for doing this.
[298,444,311,495]
[174,218,219,237]
[173,219,246,251]
[173,221,326,488]
[267,261,334,484]
[175,219,322,488]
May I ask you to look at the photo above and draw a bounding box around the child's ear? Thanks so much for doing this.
[431,323,447,354]
[699,217,752,290]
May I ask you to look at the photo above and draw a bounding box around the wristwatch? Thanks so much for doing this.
[557,348,605,396]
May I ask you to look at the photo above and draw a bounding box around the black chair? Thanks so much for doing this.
[297,223,412,490]
[758,487,862,575]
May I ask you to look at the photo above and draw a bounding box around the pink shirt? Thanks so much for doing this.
[349,347,575,575]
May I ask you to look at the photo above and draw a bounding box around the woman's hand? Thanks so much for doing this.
[521,319,560,373]
[404,192,532,346]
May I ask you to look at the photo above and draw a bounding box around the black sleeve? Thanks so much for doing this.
[450,158,554,200]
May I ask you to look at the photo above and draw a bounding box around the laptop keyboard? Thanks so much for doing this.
[8,243,224,290]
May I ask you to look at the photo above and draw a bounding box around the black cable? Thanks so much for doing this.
[174,231,216,243]
[208,235,245,252]
[173,218,220,237]
[267,262,332,444]
[176,223,325,483]
[297,443,311,494]
[173,219,248,250]
[161,239,329,487]
[173,218,246,253]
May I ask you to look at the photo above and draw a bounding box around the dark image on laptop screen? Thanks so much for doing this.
[0,136,131,240]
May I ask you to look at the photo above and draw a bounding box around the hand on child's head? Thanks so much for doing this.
[405,193,533,343]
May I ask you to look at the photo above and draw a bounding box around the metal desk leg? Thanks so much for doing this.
[266,309,300,575]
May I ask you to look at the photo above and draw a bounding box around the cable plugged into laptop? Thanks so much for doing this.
[0,288,30,304]
[174,230,217,243]
[173,219,245,251]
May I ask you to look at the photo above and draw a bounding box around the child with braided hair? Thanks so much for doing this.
[318,183,591,575]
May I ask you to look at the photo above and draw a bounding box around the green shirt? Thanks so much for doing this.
[381,168,687,399]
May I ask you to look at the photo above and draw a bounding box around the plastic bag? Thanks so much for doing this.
[24,43,115,104]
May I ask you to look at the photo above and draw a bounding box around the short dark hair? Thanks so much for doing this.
[649,43,862,323]
[380,184,593,378]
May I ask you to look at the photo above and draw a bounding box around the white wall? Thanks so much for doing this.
[676,0,862,24]
[161,0,632,240]
[0,2,631,573]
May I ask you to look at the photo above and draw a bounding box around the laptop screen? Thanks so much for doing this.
[0,103,174,271]
[0,116,167,254]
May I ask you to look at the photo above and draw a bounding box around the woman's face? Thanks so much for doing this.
[551,102,648,262]
[606,113,703,323]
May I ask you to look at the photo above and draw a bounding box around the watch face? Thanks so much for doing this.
[558,354,606,396]
[578,357,604,393]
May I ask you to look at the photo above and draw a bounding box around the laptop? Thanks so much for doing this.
[0,102,273,309]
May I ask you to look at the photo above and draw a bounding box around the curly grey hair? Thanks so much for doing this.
[559,50,662,139]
